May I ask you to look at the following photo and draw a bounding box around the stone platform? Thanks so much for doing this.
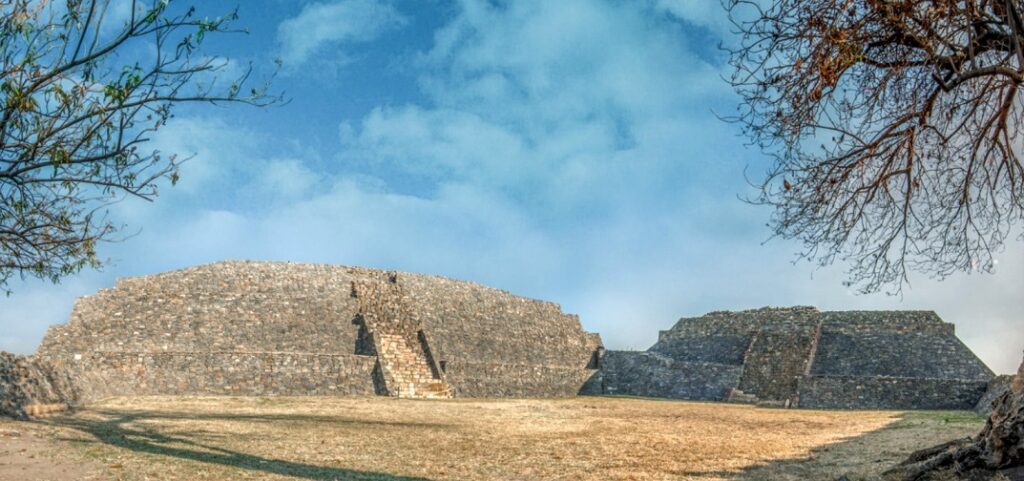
[588,307,994,410]
[30,261,603,403]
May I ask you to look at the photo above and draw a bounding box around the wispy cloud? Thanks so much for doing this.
[277,0,407,67]
[652,0,734,34]
[344,0,732,213]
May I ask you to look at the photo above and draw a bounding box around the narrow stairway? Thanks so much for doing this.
[375,332,449,398]
[352,273,452,399]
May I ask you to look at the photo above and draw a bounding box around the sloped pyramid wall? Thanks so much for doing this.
[798,311,992,409]
[594,307,994,410]
[400,274,603,397]
[35,261,602,400]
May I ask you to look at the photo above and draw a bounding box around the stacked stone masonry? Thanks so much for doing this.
[7,261,1000,412]
[0,352,80,419]
[32,261,602,402]
[594,306,995,410]
[351,273,451,398]
[583,351,742,400]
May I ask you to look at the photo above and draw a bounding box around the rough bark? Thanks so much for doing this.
[887,355,1024,480]
[974,357,1024,469]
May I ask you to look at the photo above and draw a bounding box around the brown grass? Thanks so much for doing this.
[0,396,984,481]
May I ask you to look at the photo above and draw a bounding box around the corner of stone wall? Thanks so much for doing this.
[0,352,81,419]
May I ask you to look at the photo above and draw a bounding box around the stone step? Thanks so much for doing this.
[394,381,451,399]
[726,388,759,404]
[372,330,451,399]
[423,381,447,391]
[756,399,792,409]
[23,403,70,417]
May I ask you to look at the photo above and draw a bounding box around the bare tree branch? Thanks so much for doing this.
[726,0,1024,294]
[0,0,283,291]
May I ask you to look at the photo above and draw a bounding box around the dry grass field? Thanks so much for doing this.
[0,396,983,481]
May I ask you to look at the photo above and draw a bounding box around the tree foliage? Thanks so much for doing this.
[0,0,279,290]
[727,0,1024,293]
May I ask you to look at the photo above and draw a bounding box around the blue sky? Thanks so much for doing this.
[2,0,1022,373]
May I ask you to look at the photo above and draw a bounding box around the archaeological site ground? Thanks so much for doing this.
[0,261,1015,480]
[0,396,989,481]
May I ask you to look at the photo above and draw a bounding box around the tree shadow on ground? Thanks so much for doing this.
[86,408,453,429]
[45,410,434,481]
[680,411,987,481]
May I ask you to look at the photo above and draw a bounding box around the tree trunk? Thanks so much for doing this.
[973,356,1024,470]
[889,355,1024,480]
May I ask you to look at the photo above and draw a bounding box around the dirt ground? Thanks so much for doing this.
[0,396,984,481]
[0,425,101,481]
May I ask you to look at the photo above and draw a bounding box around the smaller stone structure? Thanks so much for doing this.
[592,306,994,410]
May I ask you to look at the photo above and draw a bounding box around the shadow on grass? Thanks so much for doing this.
[87,408,454,429]
[679,411,986,481]
[46,410,435,481]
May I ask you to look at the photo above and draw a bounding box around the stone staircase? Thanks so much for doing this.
[352,273,452,399]
[375,332,449,399]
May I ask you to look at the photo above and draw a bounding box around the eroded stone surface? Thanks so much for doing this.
[0,353,78,419]
[595,306,994,410]
[25,261,602,403]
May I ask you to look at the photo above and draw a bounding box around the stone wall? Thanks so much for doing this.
[444,360,598,398]
[33,261,602,401]
[38,262,366,357]
[658,306,820,339]
[811,331,992,380]
[737,318,819,403]
[819,311,955,335]
[61,352,378,399]
[591,351,741,401]
[400,274,600,372]
[0,352,80,419]
[796,376,987,410]
[593,306,994,410]
[648,336,750,365]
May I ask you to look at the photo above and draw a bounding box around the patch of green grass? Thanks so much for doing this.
[901,411,984,425]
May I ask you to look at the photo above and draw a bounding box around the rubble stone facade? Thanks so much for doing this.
[592,307,994,410]
[0,352,80,418]
[32,261,602,401]
[4,263,998,414]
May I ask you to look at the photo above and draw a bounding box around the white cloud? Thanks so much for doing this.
[652,0,733,35]
[146,117,259,194]
[277,0,407,67]
[257,159,324,198]
[340,0,733,219]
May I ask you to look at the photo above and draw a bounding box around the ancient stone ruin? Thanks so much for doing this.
[588,306,995,410]
[1,263,1004,418]
[18,261,601,410]
[0,352,80,418]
